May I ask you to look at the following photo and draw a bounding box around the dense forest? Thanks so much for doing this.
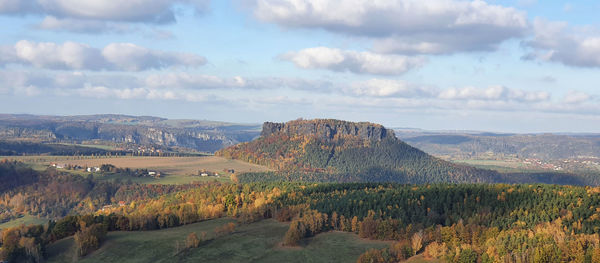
[4,167,600,262]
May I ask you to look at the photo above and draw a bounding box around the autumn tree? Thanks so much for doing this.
[411,230,424,254]
[283,220,306,246]
[74,222,107,257]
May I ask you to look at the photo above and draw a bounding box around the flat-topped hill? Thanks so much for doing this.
[217,119,498,183]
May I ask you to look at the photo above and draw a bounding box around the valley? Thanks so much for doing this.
[2,117,600,263]
[3,1,598,261]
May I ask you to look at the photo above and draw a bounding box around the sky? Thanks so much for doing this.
[1,0,600,133]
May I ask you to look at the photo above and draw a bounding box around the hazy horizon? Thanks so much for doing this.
[3,111,600,135]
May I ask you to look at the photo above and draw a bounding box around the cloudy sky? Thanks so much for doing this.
[1,0,600,133]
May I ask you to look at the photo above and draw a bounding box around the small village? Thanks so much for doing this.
[196,168,235,177]
[49,163,163,177]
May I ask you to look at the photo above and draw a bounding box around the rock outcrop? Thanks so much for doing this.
[261,119,395,142]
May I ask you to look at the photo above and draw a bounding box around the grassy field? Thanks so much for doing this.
[56,143,118,151]
[46,218,392,263]
[0,214,48,230]
[1,155,271,184]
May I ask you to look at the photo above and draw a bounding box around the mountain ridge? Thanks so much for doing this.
[0,114,261,152]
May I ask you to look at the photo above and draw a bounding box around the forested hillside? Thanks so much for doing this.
[217,119,498,184]
[4,177,600,262]
[0,160,39,192]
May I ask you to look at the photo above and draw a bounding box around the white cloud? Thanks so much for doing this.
[438,85,549,102]
[2,70,599,117]
[101,43,206,71]
[341,80,550,103]
[77,84,151,99]
[0,70,333,94]
[38,16,134,33]
[0,40,206,71]
[524,19,600,68]
[563,91,591,104]
[144,72,333,91]
[1,0,209,33]
[144,73,248,89]
[280,47,425,75]
[250,0,528,54]
[346,79,434,97]
[13,40,106,70]
[1,0,209,22]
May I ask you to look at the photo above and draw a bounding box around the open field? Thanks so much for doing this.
[57,143,118,151]
[0,214,48,230]
[46,218,391,263]
[1,155,271,184]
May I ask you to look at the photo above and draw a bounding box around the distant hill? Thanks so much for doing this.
[216,119,499,184]
[0,114,261,153]
[396,130,600,160]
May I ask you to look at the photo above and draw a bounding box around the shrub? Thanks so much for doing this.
[356,249,386,263]
[186,232,201,249]
[215,222,236,236]
[389,241,414,261]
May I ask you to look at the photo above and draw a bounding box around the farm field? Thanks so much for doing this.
[0,155,271,184]
[46,218,392,263]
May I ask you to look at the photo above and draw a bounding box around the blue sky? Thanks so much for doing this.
[1,0,600,133]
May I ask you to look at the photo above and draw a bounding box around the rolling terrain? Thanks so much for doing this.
[46,218,391,263]
[397,129,600,160]
[4,117,600,262]
[0,114,261,153]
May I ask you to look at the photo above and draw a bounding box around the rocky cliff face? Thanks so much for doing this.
[261,119,395,142]
[0,115,261,152]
